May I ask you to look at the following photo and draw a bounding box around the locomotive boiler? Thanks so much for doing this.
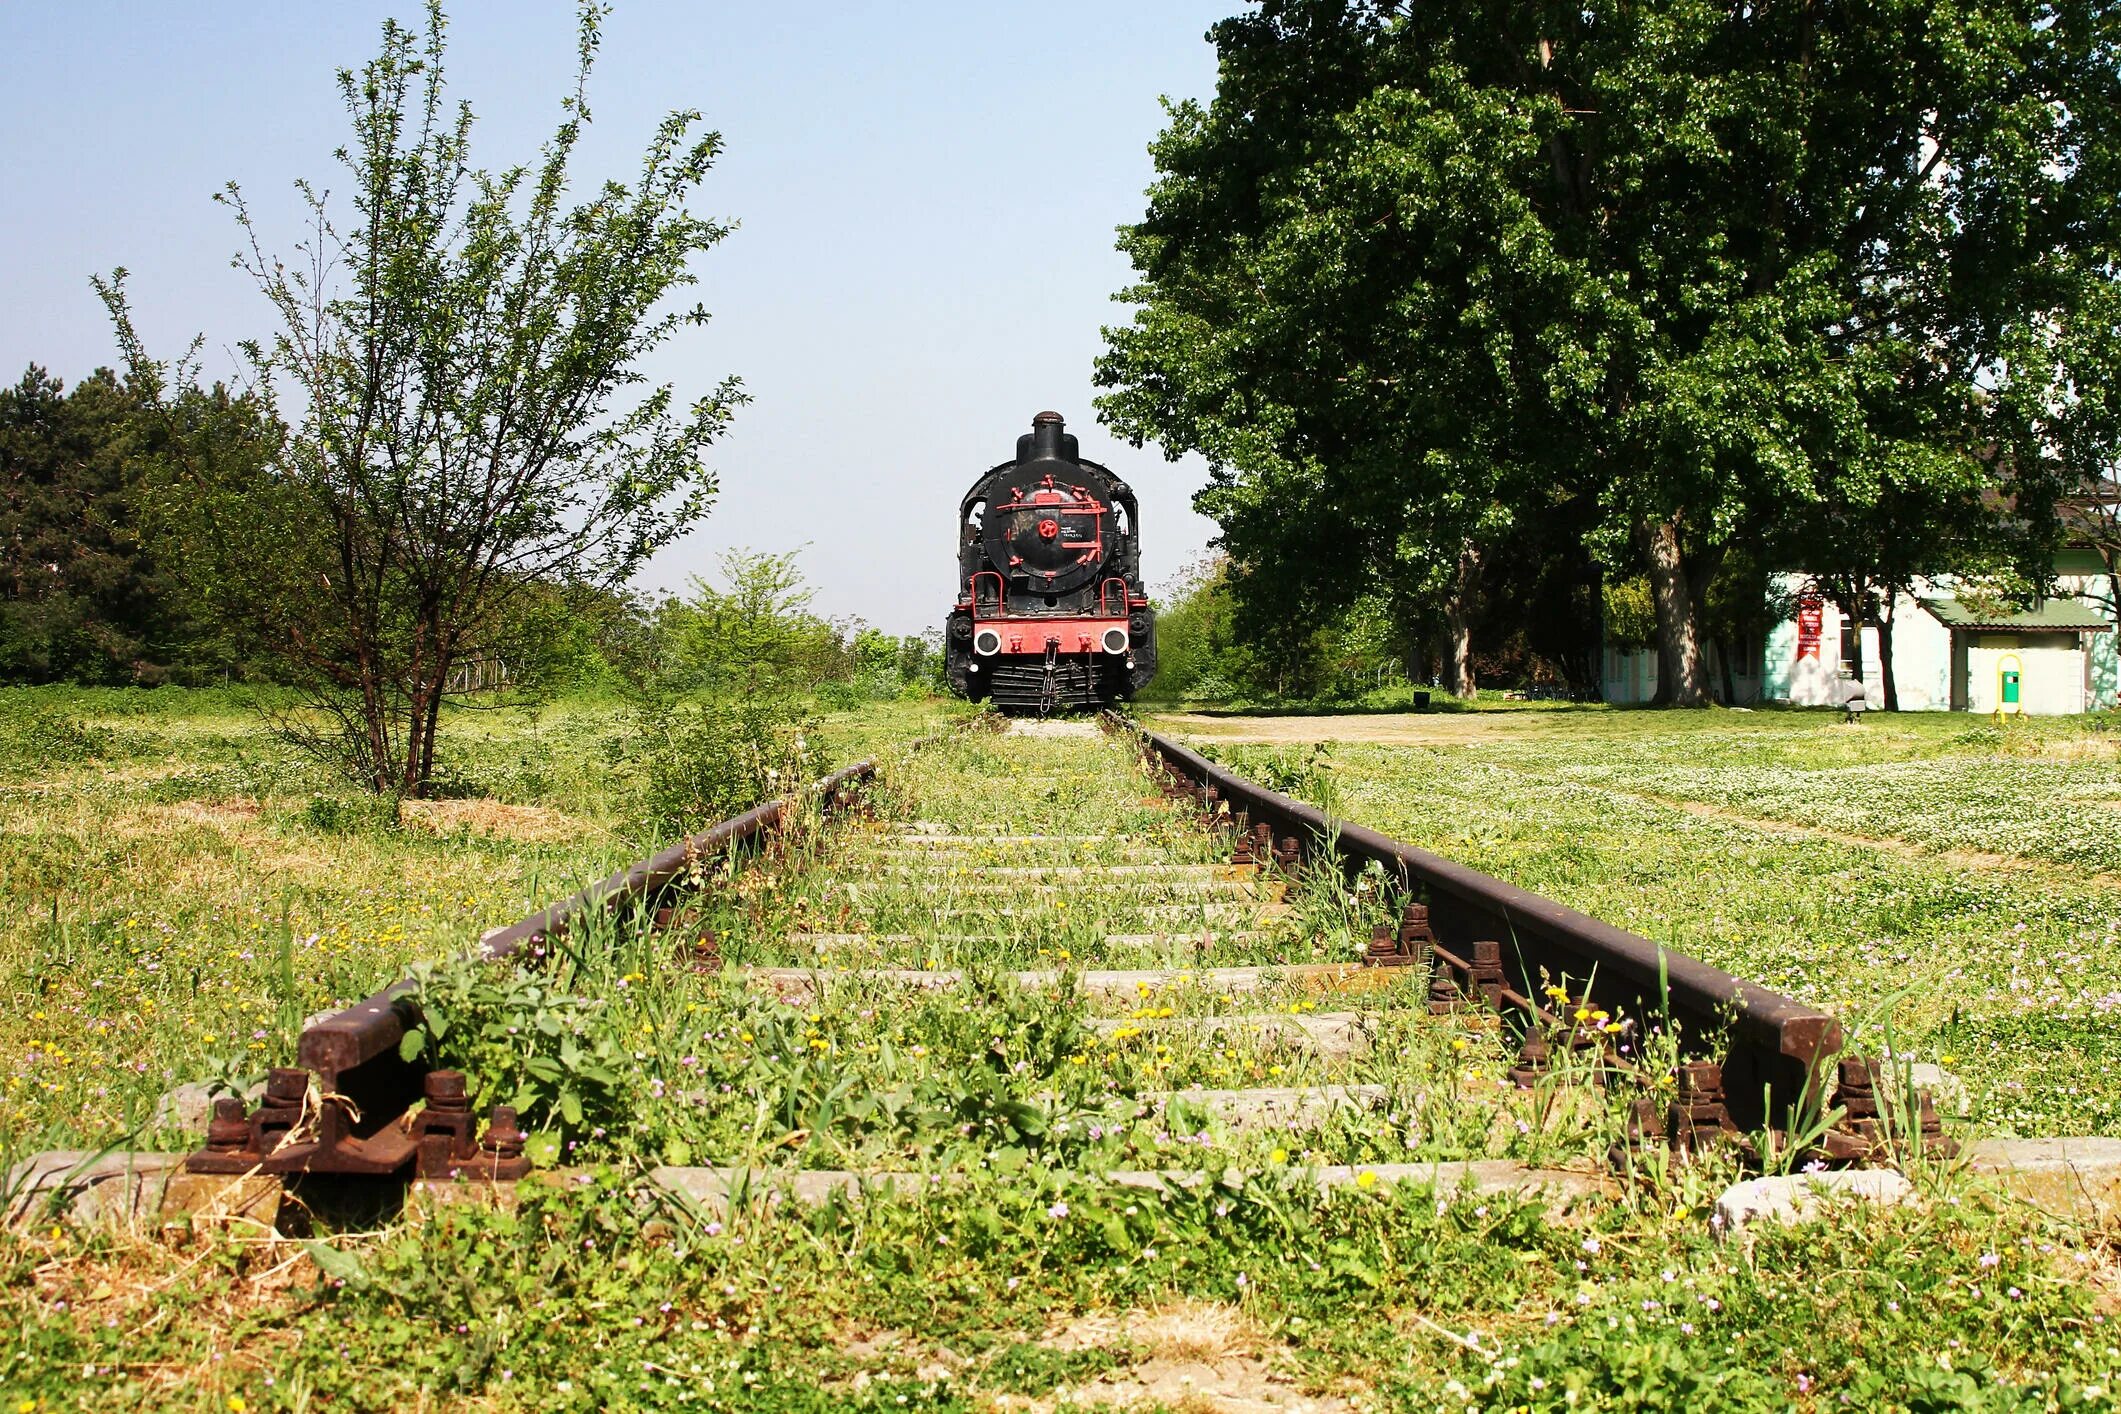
[945,412,1156,712]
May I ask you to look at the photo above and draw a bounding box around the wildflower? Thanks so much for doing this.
[1582,1237,1600,1255]
[1356,1170,1378,1190]
[1270,1148,1288,1164]
[1047,1201,1070,1219]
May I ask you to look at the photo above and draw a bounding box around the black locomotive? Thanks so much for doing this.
[946,413,1156,712]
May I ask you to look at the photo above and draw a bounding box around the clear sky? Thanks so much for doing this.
[0,2,1235,635]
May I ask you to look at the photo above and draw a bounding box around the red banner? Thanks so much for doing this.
[1796,596,1823,661]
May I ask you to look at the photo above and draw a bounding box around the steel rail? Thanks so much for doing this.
[1129,722,1842,1132]
[185,757,882,1182]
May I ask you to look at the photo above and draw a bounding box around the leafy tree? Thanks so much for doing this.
[652,548,847,698]
[1141,555,1256,701]
[1098,0,2107,706]
[0,366,274,683]
[0,367,152,682]
[102,2,742,794]
[2010,251,2121,630]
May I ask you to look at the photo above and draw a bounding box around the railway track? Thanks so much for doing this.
[148,711,1950,1214]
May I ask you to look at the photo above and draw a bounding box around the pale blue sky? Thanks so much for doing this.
[0,2,1234,633]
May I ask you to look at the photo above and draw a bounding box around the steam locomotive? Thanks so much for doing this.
[945,412,1156,712]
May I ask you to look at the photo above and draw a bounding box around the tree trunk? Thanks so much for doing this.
[1875,588,1898,711]
[1641,516,1711,707]
[1441,545,1481,699]
[1442,609,1475,699]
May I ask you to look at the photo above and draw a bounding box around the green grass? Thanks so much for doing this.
[1169,706,2121,1138]
[0,687,956,1151]
[4,693,2121,1410]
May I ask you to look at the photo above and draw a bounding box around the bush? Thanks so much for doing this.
[0,706,114,764]
[626,690,823,837]
[300,793,399,834]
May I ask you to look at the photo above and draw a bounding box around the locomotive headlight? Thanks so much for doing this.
[974,628,1002,656]
[1101,627,1128,655]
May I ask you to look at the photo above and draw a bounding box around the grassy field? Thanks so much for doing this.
[4,692,2121,1410]
[1160,705,2121,1139]
[0,687,958,1153]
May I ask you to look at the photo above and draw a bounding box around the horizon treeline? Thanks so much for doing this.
[0,364,938,700]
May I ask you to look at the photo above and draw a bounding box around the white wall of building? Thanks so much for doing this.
[1760,579,1953,709]
[1601,563,2115,714]
[1755,572,2106,715]
[1962,634,2089,715]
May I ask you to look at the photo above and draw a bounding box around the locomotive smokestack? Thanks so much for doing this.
[1020,411,1078,464]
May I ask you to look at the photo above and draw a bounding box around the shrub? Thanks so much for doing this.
[625,690,823,838]
[0,706,114,764]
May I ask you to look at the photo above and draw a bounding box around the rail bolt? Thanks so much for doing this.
[1676,1061,1724,1100]
[1835,1056,1882,1120]
[482,1105,528,1160]
[205,1097,251,1153]
[425,1070,471,1111]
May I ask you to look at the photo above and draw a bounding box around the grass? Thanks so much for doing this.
[1166,705,2121,1139]
[3,692,2121,1409]
[0,686,957,1151]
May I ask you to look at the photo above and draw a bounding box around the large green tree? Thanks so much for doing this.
[2010,249,2121,628]
[0,366,274,683]
[0,367,151,682]
[103,2,741,793]
[1099,0,2108,705]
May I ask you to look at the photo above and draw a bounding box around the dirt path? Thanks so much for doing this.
[1149,710,1569,747]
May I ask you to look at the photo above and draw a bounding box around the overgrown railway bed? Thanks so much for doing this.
[26,714,1948,1223]
[26,713,2121,1408]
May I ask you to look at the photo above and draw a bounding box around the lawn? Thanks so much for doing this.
[1158,704,2121,1138]
[4,693,2121,1411]
[0,686,957,1152]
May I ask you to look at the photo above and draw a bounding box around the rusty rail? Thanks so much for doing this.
[185,758,881,1184]
[1124,720,1843,1135]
